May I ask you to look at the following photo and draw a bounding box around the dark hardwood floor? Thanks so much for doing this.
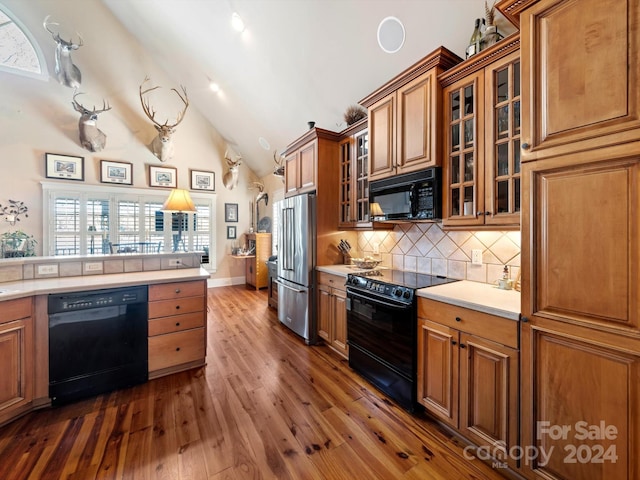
[0,285,508,479]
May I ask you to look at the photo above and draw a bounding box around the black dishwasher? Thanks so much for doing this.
[48,286,148,405]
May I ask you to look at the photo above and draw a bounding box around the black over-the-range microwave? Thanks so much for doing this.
[369,167,442,221]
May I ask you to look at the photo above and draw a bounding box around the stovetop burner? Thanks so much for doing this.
[346,269,458,304]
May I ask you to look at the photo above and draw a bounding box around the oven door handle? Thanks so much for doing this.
[346,288,411,310]
[275,279,305,293]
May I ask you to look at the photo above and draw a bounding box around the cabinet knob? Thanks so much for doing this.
[455,316,462,322]
[522,142,530,150]
[476,212,484,216]
[460,343,467,349]
[451,340,457,345]
[521,316,529,323]
[176,347,181,351]
[176,305,180,310]
[175,322,180,326]
[175,289,181,294]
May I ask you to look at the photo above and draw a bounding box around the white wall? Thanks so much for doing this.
[0,0,264,284]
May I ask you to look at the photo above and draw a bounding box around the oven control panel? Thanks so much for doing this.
[346,275,413,303]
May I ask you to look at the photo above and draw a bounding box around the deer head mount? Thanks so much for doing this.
[273,150,285,181]
[223,149,242,190]
[43,15,83,89]
[72,91,111,152]
[139,77,189,162]
[251,181,269,206]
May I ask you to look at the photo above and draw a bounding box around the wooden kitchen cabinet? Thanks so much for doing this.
[498,0,640,162]
[0,297,34,426]
[417,298,519,470]
[338,119,372,228]
[440,35,521,228]
[245,233,271,290]
[317,272,348,358]
[360,47,461,182]
[148,280,207,378]
[285,138,316,196]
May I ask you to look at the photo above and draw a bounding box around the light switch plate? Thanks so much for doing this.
[471,249,483,265]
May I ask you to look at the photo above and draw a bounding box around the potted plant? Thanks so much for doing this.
[1,230,37,257]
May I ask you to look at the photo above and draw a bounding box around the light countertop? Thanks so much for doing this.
[316,265,520,320]
[417,280,520,320]
[0,267,210,301]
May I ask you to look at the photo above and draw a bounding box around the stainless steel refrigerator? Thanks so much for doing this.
[277,193,316,344]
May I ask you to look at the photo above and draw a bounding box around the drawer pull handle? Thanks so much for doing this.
[176,347,181,351]
[175,289,181,294]
[175,322,180,326]
[455,316,462,322]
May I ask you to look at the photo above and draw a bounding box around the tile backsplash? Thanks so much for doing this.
[357,223,520,285]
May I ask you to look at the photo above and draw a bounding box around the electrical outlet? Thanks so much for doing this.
[169,258,181,267]
[471,249,483,265]
[38,264,58,275]
[84,262,103,272]
[373,242,380,255]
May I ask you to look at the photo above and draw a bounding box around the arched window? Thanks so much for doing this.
[0,3,47,79]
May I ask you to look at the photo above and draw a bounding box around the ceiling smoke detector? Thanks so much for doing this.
[377,16,405,54]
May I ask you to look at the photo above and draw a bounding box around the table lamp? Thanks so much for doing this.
[162,188,196,251]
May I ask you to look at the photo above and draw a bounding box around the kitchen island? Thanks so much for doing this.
[0,259,209,427]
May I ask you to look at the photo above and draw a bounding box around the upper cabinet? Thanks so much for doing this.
[285,138,317,196]
[498,0,640,162]
[439,34,521,229]
[360,47,462,182]
[338,118,372,229]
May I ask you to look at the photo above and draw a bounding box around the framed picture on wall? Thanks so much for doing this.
[225,203,238,222]
[45,153,84,181]
[100,160,133,185]
[227,225,237,239]
[149,165,177,188]
[190,169,215,191]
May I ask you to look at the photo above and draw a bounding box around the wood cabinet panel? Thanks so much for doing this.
[521,318,640,480]
[0,297,32,324]
[148,296,205,319]
[148,312,205,337]
[417,319,458,428]
[148,328,205,372]
[0,317,33,424]
[529,158,639,333]
[369,95,395,180]
[317,272,348,359]
[317,284,332,343]
[418,298,519,348]
[148,280,205,301]
[331,288,348,355]
[517,0,640,160]
[245,233,271,290]
[299,141,316,192]
[459,333,518,470]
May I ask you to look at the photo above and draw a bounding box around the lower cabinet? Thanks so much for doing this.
[317,272,348,359]
[148,280,207,379]
[0,297,34,426]
[417,297,519,470]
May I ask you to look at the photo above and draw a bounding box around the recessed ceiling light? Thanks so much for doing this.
[258,137,270,150]
[231,12,245,32]
[377,16,405,54]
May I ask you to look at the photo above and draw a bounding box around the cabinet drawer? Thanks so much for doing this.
[317,272,346,291]
[148,312,205,337]
[148,328,205,372]
[148,296,204,319]
[148,280,205,301]
[0,297,32,324]
[418,298,518,348]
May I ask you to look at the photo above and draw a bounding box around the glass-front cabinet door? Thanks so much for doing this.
[338,137,353,227]
[354,129,369,225]
[485,51,521,226]
[443,71,485,227]
[338,123,371,228]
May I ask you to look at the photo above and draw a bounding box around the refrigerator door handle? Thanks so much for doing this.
[282,207,294,271]
[275,279,305,293]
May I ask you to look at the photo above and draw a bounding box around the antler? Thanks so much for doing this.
[72,91,111,114]
[250,181,265,192]
[43,15,83,48]
[139,76,189,128]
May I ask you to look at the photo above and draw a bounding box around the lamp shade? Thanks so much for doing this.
[370,202,384,217]
[162,188,196,212]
